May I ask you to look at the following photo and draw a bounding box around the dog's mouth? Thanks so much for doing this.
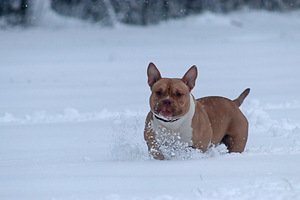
[160,107,173,118]
[152,111,174,121]
[153,104,182,121]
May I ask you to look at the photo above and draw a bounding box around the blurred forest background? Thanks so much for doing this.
[0,0,299,27]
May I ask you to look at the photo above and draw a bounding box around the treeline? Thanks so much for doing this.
[1,0,299,26]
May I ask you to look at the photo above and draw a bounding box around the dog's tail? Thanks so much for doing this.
[233,88,250,107]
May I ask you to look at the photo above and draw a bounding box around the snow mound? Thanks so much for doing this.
[0,109,143,125]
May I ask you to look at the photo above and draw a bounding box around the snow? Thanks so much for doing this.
[1,9,300,200]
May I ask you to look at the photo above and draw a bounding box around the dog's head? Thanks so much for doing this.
[147,62,197,121]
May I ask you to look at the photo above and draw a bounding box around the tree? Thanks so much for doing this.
[0,0,29,26]
[1,0,300,27]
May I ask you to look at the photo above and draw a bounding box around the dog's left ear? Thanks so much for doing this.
[182,65,197,91]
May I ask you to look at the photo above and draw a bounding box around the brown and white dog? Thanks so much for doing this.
[144,62,250,160]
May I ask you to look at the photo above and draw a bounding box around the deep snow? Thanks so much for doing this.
[1,9,300,200]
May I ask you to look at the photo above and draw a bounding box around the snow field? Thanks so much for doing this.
[1,99,299,200]
[1,9,300,200]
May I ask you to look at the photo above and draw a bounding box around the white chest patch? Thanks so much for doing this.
[150,94,195,146]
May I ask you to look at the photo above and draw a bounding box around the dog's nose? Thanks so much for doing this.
[162,99,171,105]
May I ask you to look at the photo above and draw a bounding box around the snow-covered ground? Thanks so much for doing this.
[1,9,300,200]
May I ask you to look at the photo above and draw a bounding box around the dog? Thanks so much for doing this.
[144,62,250,160]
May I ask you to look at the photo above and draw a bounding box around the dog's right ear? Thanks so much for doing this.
[147,62,161,88]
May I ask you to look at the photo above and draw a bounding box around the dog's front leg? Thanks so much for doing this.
[144,121,164,160]
[149,145,165,160]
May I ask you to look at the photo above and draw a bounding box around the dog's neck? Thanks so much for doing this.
[154,114,180,123]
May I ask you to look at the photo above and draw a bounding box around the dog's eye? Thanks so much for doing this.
[176,92,183,97]
[155,91,162,96]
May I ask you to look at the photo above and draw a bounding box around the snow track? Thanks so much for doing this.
[2,100,299,160]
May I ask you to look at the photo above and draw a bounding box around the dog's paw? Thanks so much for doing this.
[150,150,165,160]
